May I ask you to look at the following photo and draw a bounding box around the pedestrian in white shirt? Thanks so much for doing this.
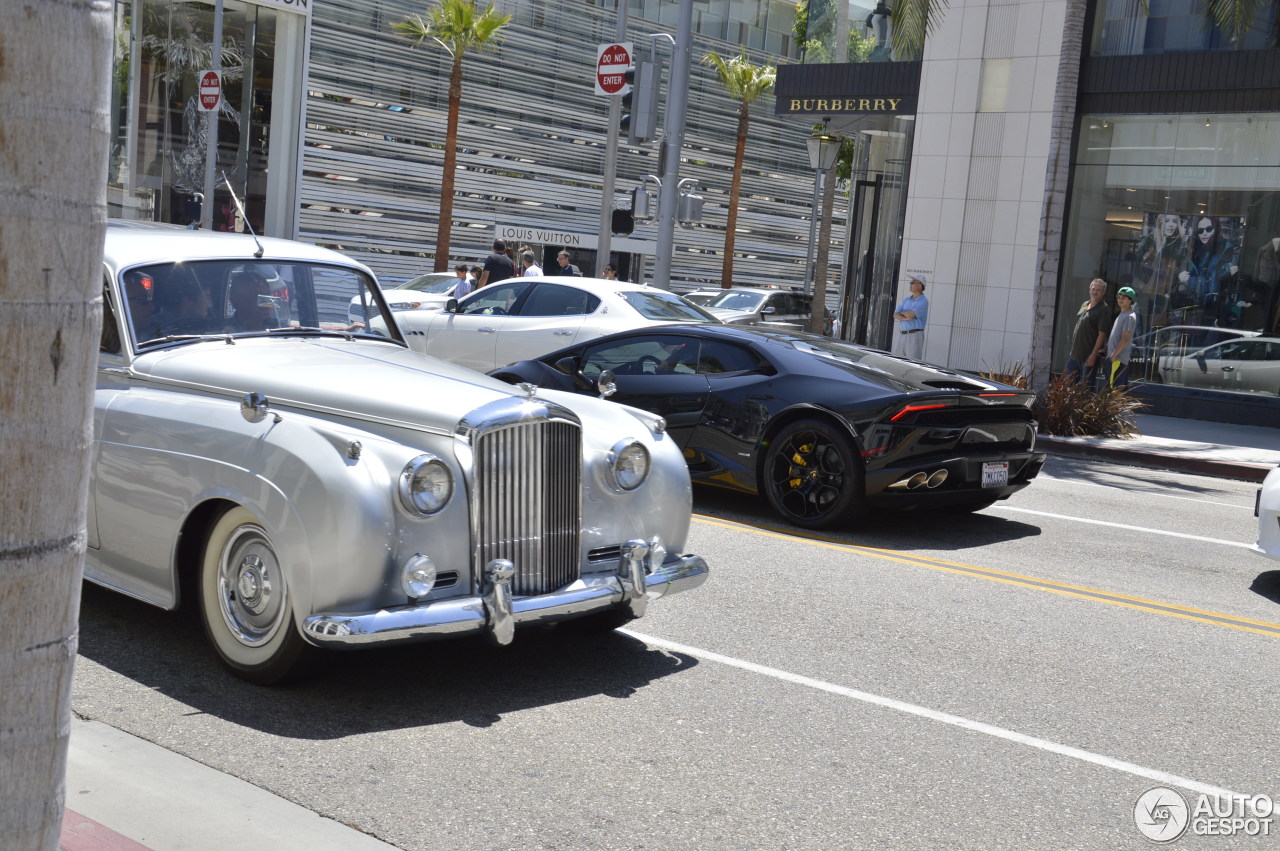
[521,251,543,277]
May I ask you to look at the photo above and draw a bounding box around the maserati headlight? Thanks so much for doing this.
[608,439,650,491]
[399,454,453,515]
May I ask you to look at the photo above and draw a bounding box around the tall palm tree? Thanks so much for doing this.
[704,50,776,289]
[1,0,110,846]
[394,0,510,272]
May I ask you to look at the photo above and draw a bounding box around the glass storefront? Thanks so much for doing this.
[108,0,308,236]
[1056,112,1280,397]
[1092,0,1279,56]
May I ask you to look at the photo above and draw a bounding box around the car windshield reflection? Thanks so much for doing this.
[123,260,396,349]
[618,290,719,322]
[708,291,764,312]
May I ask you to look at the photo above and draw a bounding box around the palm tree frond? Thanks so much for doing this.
[1205,0,1265,43]
[890,0,949,61]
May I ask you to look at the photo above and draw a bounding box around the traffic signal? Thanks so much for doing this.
[611,207,635,235]
[619,59,659,144]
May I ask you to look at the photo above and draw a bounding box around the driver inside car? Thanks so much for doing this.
[226,271,280,332]
[147,272,213,340]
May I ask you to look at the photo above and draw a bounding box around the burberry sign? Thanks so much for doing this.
[784,97,903,113]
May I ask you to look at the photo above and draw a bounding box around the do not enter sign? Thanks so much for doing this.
[595,42,632,96]
[197,70,221,112]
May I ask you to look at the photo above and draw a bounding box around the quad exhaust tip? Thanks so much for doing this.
[889,468,950,490]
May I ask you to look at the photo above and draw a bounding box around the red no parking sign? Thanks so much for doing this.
[595,42,632,96]
[198,70,221,112]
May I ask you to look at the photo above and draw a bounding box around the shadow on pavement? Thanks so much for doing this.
[75,582,697,739]
[1249,571,1280,606]
[692,485,1043,552]
[1042,456,1239,497]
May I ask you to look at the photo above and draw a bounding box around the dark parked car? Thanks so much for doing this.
[490,324,1046,528]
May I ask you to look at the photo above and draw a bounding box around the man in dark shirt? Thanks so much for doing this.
[1065,277,1113,386]
[551,250,582,277]
[478,239,516,288]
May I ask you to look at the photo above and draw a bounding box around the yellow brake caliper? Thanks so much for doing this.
[788,441,814,489]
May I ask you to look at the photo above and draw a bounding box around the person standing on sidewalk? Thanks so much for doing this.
[1106,286,1139,388]
[478,239,516,288]
[1065,277,1112,386]
[892,274,929,360]
[449,263,473,299]
[521,250,543,277]
[552,250,582,277]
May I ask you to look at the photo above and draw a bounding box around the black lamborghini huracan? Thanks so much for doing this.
[490,324,1045,529]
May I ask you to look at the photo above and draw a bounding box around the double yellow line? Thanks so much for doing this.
[693,515,1280,639]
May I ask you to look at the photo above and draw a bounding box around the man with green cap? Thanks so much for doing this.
[1106,286,1139,387]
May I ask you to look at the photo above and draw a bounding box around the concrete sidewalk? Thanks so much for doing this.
[61,716,398,851]
[1036,414,1280,482]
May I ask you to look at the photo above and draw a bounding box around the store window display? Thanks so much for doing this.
[1056,113,1280,404]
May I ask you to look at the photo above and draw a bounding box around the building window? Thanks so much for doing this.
[1092,0,1279,56]
[1056,112,1280,398]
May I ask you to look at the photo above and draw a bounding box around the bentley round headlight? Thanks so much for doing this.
[609,440,650,491]
[401,554,437,599]
[399,454,453,515]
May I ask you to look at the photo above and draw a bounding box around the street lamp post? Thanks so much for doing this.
[802,129,841,296]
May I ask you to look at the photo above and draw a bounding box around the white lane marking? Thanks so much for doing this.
[990,506,1254,549]
[1039,473,1251,510]
[622,629,1239,798]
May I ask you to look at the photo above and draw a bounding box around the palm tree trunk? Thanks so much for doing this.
[1030,0,1088,388]
[810,162,838,333]
[0,1,111,847]
[721,104,750,288]
[435,55,464,272]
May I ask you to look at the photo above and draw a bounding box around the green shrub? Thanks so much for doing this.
[979,361,1030,390]
[1034,377,1145,437]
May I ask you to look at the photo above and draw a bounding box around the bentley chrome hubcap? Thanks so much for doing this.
[218,524,285,647]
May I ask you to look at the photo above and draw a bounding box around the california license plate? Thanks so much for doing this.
[982,461,1009,487]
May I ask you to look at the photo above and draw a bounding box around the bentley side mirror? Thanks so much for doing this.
[240,391,282,424]
[553,356,579,376]
[597,369,617,399]
[445,298,459,313]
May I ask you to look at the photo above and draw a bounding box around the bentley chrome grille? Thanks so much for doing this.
[473,419,582,596]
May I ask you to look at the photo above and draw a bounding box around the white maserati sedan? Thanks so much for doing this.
[391,276,720,372]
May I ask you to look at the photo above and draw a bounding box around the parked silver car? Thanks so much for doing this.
[1159,336,1280,395]
[93,223,708,683]
[702,287,832,334]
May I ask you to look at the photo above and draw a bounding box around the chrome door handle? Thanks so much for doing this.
[478,327,497,333]
[1221,366,1235,372]
[553,329,574,336]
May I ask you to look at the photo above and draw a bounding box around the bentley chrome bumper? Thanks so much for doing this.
[301,550,709,648]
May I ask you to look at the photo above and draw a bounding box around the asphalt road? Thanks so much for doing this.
[71,457,1279,849]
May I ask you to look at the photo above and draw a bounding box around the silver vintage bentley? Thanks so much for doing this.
[91,223,708,683]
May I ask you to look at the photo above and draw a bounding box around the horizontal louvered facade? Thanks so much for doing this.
[300,0,846,288]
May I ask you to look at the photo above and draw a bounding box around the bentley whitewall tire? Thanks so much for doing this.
[199,506,310,684]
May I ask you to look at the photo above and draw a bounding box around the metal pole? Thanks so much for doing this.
[596,0,628,275]
[201,0,224,230]
[802,169,821,295]
[652,0,693,290]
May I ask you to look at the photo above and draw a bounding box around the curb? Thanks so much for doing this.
[1036,435,1274,483]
